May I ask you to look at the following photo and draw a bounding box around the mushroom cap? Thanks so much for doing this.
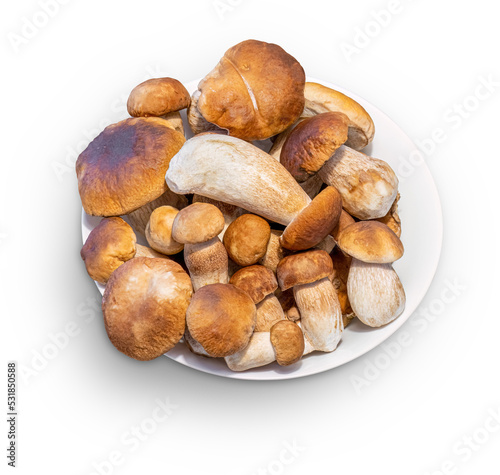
[303,82,375,150]
[186,283,256,357]
[223,214,271,266]
[145,206,184,255]
[171,203,225,244]
[229,265,278,304]
[80,217,137,284]
[277,249,333,291]
[330,209,356,242]
[127,77,191,117]
[280,186,343,251]
[337,221,404,264]
[197,39,306,141]
[102,257,193,361]
[76,117,186,216]
[270,320,305,366]
[280,112,349,182]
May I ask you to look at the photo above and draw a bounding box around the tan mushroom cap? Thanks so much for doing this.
[303,82,375,150]
[330,209,356,242]
[80,217,137,284]
[186,284,256,357]
[102,257,193,361]
[229,265,278,304]
[197,39,305,141]
[223,214,271,266]
[280,112,349,182]
[280,186,343,251]
[76,117,185,216]
[171,203,225,244]
[145,206,184,255]
[127,77,191,117]
[270,320,305,366]
[277,249,334,291]
[337,221,404,264]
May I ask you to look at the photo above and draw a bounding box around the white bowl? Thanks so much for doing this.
[81,77,442,380]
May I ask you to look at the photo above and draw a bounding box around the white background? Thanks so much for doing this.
[1,1,500,474]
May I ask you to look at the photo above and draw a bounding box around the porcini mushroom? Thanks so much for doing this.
[270,320,305,366]
[145,206,184,255]
[229,265,286,331]
[277,250,343,352]
[186,283,256,357]
[337,221,406,327]
[102,257,192,360]
[171,203,228,291]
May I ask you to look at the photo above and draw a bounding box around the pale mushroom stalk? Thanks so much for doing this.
[293,277,343,352]
[255,294,286,332]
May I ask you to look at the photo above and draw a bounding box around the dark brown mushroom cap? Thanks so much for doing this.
[76,117,185,216]
[127,77,191,117]
[277,249,333,291]
[229,265,278,304]
[280,186,343,251]
[337,221,404,264]
[280,112,349,182]
[102,257,193,361]
[186,284,256,357]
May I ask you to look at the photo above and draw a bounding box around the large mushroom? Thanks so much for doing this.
[337,221,405,327]
[166,134,341,251]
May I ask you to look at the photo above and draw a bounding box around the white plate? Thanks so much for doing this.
[81,77,442,380]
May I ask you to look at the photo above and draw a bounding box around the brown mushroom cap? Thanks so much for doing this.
[80,217,137,284]
[102,257,193,361]
[337,221,404,264]
[145,206,184,255]
[303,82,375,150]
[197,39,306,141]
[280,112,349,182]
[270,320,305,366]
[277,249,333,291]
[127,78,191,117]
[186,284,256,357]
[171,203,225,244]
[280,186,343,251]
[76,117,185,216]
[330,209,356,242]
[223,214,271,266]
[229,265,278,304]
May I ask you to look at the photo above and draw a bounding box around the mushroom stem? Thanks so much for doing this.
[318,145,398,220]
[184,237,229,291]
[255,294,287,332]
[293,277,343,352]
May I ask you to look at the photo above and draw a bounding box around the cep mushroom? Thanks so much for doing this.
[277,250,343,352]
[145,206,184,255]
[337,221,406,327]
[166,134,341,251]
[280,111,398,220]
[127,77,191,135]
[229,265,286,331]
[171,203,228,291]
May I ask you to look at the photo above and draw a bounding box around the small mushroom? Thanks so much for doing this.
[302,82,375,150]
[373,193,401,237]
[338,221,405,327]
[145,205,184,255]
[186,283,256,357]
[102,257,193,360]
[229,265,286,331]
[223,214,271,266]
[270,320,305,366]
[277,250,343,352]
[172,203,228,291]
[258,230,289,273]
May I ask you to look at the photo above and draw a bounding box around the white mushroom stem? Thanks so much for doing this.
[225,331,315,372]
[318,145,398,220]
[166,135,311,225]
[313,235,336,254]
[255,294,287,332]
[347,258,405,327]
[293,277,343,352]
[184,237,229,291]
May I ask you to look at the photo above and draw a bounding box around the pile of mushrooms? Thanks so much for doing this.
[77,39,405,371]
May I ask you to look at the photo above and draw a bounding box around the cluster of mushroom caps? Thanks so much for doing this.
[77,39,405,371]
